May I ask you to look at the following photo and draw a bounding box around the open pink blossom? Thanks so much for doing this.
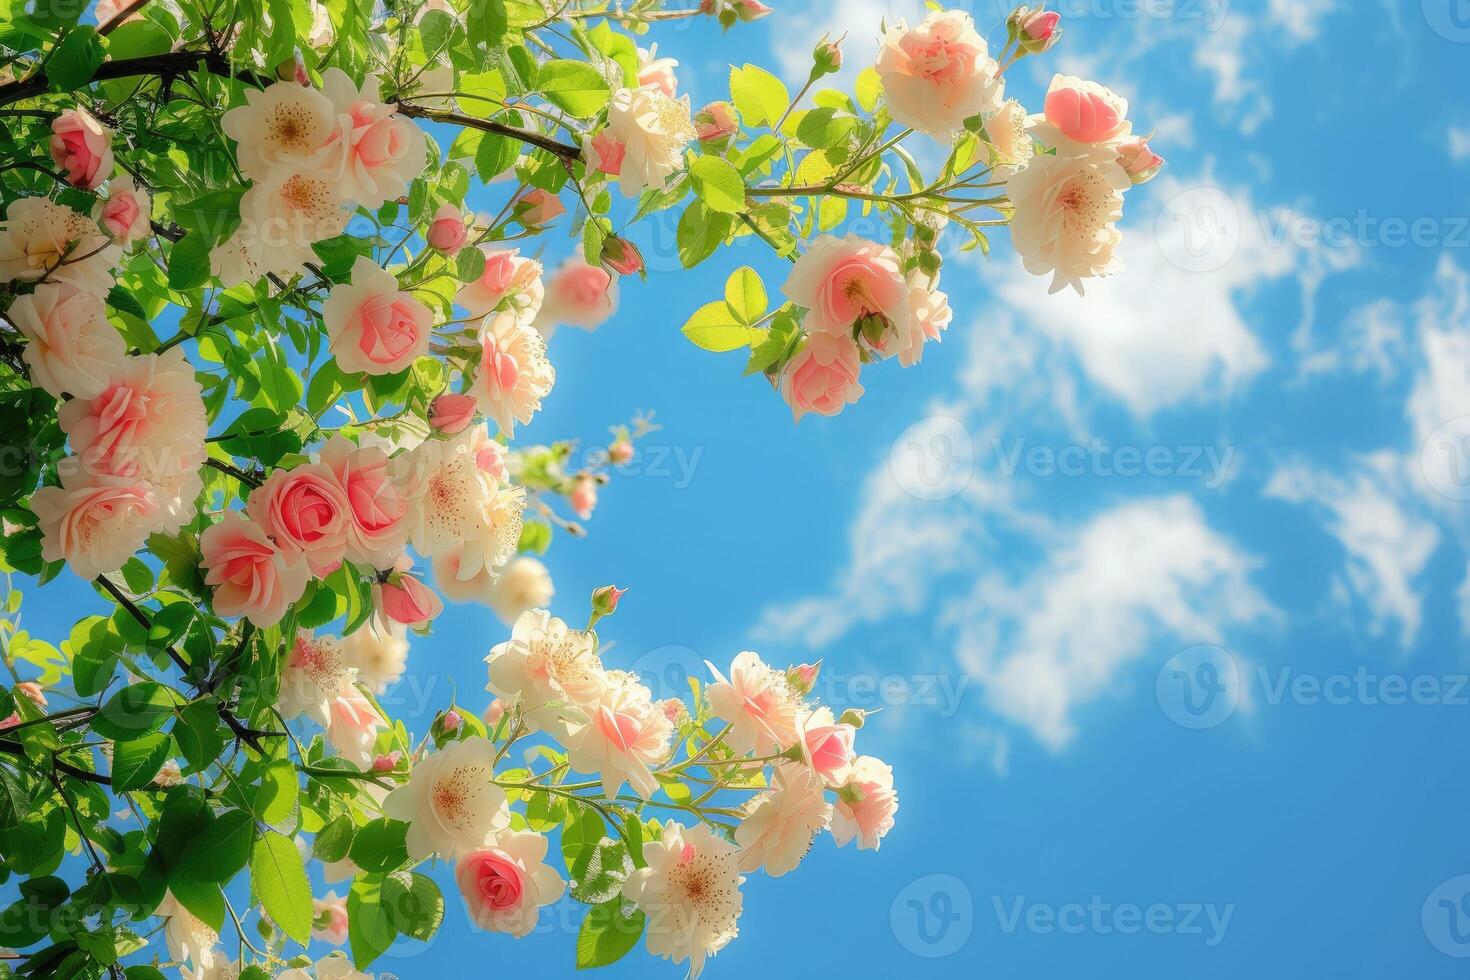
[568,475,598,520]
[94,174,151,245]
[382,736,509,860]
[220,80,336,180]
[426,203,468,254]
[247,462,352,576]
[0,197,122,296]
[875,11,1003,138]
[474,310,556,436]
[705,651,801,756]
[318,435,409,567]
[324,255,433,376]
[50,109,114,190]
[455,247,544,320]
[735,763,832,877]
[799,706,857,785]
[564,675,674,799]
[534,258,618,334]
[326,678,384,766]
[315,69,429,208]
[779,332,865,422]
[781,234,911,338]
[201,511,310,627]
[622,820,744,978]
[456,830,566,936]
[894,276,952,367]
[830,755,898,850]
[8,282,126,399]
[32,473,158,579]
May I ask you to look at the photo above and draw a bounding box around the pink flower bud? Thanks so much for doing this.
[371,751,402,772]
[441,709,461,732]
[608,441,634,465]
[735,0,772,21]
[1012,5,1063,54]
[696,101,739,146]
[600,237,645,277]
[1116,137,1165,185]
[591,585,627,617]
[426,204,468,255]
[515,189,565,228]
[376,571,443,630]
[812,38,843,77]
[49,108,113,190]
[787,661,821,694]
[429,392,477,435]
[276,50,309,86]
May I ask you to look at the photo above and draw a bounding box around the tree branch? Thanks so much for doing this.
[395,102,582,160]
[0,49,269,108]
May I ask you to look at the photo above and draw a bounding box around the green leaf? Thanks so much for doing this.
[251,831,313,945]
[381,872,443,943]
[0,876,69,948]
[569,836,632,905]
[93,683,178,742]
[682,301,762,353]
[348,879,397,969]
[173,699,225,774]
[254,759,299,826]
[575,899,644,970]
[349,818,409,873]
[690,156,745,215]
[475,132,519,181]
[48,27,104,91]
[729,64,789,128]
[166,877,224,932]
[167,233,211,291]
[855,67,882,113]
[675,202,731,270]
[110,732,170,792]
[536,59,610,118]
[313,815,355,863]
[723,267,767,324]
[179,809,254,883]
[795,107,856,150]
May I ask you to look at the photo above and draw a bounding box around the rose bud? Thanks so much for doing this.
[696,101,739,148]
[514,188,565,229]
[426,204,468,255]
[600,236,645,278]
[811,36,844,79]
[1117,137,1165,185]
[1011,5,1062,55]
[429,392,478,435]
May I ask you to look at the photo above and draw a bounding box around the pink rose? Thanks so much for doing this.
[780,233,911,338]
[371,751,402,772]
[375,567,443,630]
[8,282,126,399]
[568,475,598,520]
[247,463,351,576]
[455,832,565,936]
[1015,6,1062,52]
[515,189,565,228]
[426,204,468,254]
[31,473,157,579]
[316,69,428,209]
[830,755,898,850]
[875,11,1002,137]
[324,255,433,376]
[326,683,384,765]
[779,332,865,422]
[801,713,856,785]
[455,247,544,318]
[474,436,507,482]
[94,175,151,245]
[429,393,478,435]
[695,102,739,145]
[1041,74,1131,146]
[201,511,310,627]
[318,435,409,567]
[583,131,626,177]
[535,258,618,332]
[1117,137,1165,185]
[50,109,113,190]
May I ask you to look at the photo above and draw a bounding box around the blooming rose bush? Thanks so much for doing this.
[0,0,1151,976]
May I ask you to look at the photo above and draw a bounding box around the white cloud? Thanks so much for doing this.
[1406,256,1470,516]
[1264,454,1440,648]
[947,496,1271,750]
[1449,126,1470,164]
[1295,297,1407,383]
[1267,0,1338,41]
[988,174,1288,418]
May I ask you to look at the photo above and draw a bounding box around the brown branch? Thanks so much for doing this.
[0,49,270,108]
[396,102,582,160]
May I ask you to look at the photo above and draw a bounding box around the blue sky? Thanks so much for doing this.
[13,0,1470,976]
